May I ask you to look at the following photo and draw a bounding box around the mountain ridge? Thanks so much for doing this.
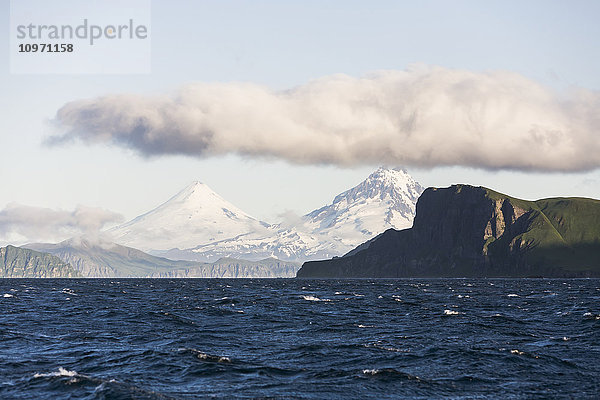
[25,238,300,278]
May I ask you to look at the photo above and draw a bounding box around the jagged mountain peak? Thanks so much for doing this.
[368,166,414,186]
[373,165,409,175]
[329,167,421,206]
[302,166,424,242]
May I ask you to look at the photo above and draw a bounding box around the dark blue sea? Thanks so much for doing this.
[1,279,599,399]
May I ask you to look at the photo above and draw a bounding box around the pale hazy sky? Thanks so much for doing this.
[1,0,600,244]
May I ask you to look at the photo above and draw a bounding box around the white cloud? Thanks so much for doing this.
[50,65,600,171]
[276,210,304,230]
[0,203,124,245]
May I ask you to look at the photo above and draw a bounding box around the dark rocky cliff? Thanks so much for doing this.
[297,185,600,278]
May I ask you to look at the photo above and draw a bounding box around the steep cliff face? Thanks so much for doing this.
[0,246,80,278]
[297,185,600,278]
[404,185,532,275]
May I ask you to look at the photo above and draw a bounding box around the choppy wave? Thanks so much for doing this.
[183,348,232,363]
[0,278,598,399]
[301,295,331,302]
[443,309,460,315]
[33,367,78,378]
[583,312,600,320]
[362,368,422,381]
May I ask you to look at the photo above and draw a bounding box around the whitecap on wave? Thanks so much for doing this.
[443,309,460,315]
[583,312,600,320]
[363,369,381,375]
[301,295,331,302]
[34,366,169,398]
[33,367,78,378]
[362,368,421,380]
[183,348,231,363]
[364,343,409,353]
[196,352,231,363]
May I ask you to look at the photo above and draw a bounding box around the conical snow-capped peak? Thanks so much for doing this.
[108,181,269,251]
[163,181,254,218]
[169,181,222,203]
[175,180,213,197]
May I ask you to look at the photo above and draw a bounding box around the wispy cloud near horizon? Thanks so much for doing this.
[49,65,600,172]
[0,204,124,245]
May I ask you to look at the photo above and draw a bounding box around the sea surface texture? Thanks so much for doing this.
[1,278,599,399]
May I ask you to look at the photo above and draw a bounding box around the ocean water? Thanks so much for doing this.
[1,278,599,399]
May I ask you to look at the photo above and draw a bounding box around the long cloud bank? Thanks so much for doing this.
[0,204,123,244]
[50,65,600,171]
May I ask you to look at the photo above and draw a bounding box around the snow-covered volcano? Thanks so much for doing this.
[147,167,424,262]
[302,167,423,244]
[108,181,270,252]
